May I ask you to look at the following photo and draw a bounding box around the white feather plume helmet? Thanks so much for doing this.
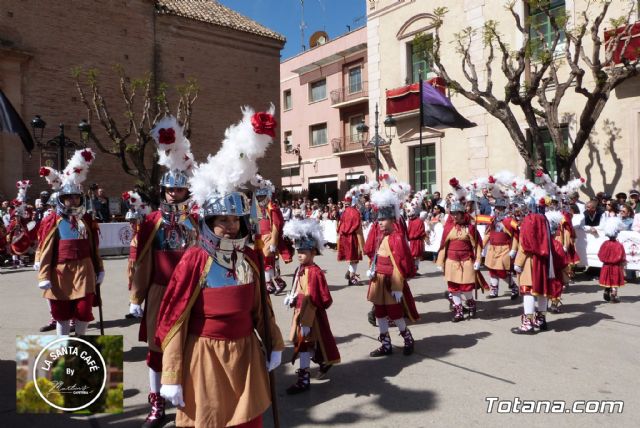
[250,174,275,193]
[39,166,63,191]
[283,218,325,253]
[189,104,276,207]
[151,116,195,173]
[61,148,96,186]
[122,190,147,211]
[371,187,401,218]
[12,180,31,214]
[545,211,564,233]
[603,216,624,238]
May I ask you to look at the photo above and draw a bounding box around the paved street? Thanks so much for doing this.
[1,250,639,427]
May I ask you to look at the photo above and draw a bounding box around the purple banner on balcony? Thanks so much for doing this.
[421,81,476,129]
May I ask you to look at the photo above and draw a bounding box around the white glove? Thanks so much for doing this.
[38,280,52,290]
[160,384,185,407]
[266,350,282,372]
[366,268,376,279]
[436,265,443,272]
[129,303,144,318]
[473,262,481,271]
[563,247,568,253]
[481,247,488,258]
[300,325,311,337]
[283,293,296,307]
[96,271,105,285]
[269,244,277,254]
[391,290,403,303]
[514,265,523,273]
[33,262,40,271]
[509,250,517,259]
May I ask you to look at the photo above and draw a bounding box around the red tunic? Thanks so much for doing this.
[257,202,293,265]
[296,264,340,364]
[598,240,626,287]
[337,206,362,262]
[520,214,553,297]
[550,240,569,299]
[407,217,426,258]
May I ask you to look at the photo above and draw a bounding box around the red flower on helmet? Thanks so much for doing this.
[449,177,459,188]
[39,167,50,177]
[535,169,544,178]
[122,192,130,200]
[251,112,277,138]
[512,181,517,188]
[159,128,176,145]
[130,197,137,203]
[538,197,546,206]
[74,167,83,174]
[580,177,586,183]
[522,185,528,192]
[80,149,94,163]
[488,175,496,184]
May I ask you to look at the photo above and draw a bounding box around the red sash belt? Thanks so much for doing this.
[489,231,511,246]
[153,250,185,286]
[447,239,473,261]
[57,239,91,262]
[375,255,394,275]
[188,285,255,340]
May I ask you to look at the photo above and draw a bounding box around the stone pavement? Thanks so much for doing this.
[1,249,639,427]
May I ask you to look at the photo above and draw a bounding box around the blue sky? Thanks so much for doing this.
[218,0,366,60]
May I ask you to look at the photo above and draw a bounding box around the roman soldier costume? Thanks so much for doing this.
[128,116,197,428]
[283,219,340,394]
[156,105,284,428]
[35,149,104,336]
[366,182,419,357]
[337,184,367,285]
[482,198,519,299]
[252,174,293,295]
[598,217,626,303]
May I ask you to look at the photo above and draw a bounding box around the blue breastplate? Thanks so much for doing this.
[58,218,84,240]
[153,216,195,251]
[204,255,254,288]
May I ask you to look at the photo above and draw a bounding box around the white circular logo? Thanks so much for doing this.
[32,337,107,411]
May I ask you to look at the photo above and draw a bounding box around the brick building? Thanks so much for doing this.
[0,0,284,202]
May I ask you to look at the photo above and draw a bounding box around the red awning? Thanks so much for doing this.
[385,78,447,115]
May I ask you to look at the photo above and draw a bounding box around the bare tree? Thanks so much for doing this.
[72,65,198,202]
[422,0,639,185]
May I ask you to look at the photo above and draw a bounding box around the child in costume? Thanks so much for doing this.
[283,218,340,394]
[598,217,626,303]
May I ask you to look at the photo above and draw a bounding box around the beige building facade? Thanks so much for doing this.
[280,27,372,202]
[367,0,640,198]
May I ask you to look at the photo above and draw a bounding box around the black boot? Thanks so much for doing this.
[316,362,333,379]
[603,288,611,302]
[533,311,548,331]
[452,304,464,322]
[511,314,536,335]
[274,277,287,295]
[286,368,310,394]
[466,299,477,319]
[370,332,392,357]
[142,392,166,428]
[399,328,414,356]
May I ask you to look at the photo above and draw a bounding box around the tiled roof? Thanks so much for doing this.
[156,0,285,42]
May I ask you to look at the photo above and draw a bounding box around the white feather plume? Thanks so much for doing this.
[62,148,95,186]
[283,219,325,253]
[151,116,195,173]
[190,105,275,206]
[39,166,63,191]
[603,216,624,238]
[371,188,401,218]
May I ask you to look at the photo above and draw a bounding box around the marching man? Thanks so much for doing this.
[482,198,519,299]
[283,218,340,394]
[367,184,419,357]
[406,192,428,275]
[128,117,198,428]
[337,186,366,285]
[252,174,293,295]
[36,149,104,336]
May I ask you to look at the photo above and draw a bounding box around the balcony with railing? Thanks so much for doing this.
[604,21,640,65]
[331,136,365,155]
[330,80,368,108]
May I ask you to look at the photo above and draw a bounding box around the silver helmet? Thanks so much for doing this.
[199,191,252,240]
[160,169,190,189]
[449,201,465,213]
[57,183,85,216]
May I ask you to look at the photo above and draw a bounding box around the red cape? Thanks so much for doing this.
[304,264,340,364]
[598,240,626,286]
[388,230,420,321]
[407,217,426,258]
[520,214,552,296]
[337,206,362,261]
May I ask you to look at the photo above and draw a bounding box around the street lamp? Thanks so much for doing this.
[30,115,90,170]
[356,103,396,181]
